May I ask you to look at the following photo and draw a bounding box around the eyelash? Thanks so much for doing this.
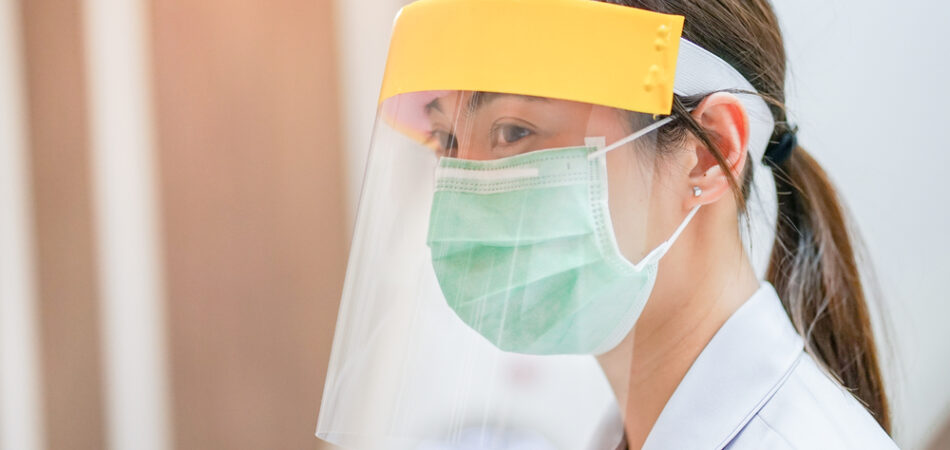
[426,122,535,157]
[427,129,458,155]
[491,123,534,147]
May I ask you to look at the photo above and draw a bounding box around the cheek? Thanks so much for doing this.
[591,108,667,262]
[605,149,654,263]
[606,153,687,264]
[595,109,695,263]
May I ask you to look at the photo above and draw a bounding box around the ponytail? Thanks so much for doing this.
[766,145,891,433]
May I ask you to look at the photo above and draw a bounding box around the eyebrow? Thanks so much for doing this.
[424,92,549,116]
[424,98,443,114]
[468,92,548,111]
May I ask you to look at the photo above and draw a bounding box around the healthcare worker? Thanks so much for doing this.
[317,0,898,448]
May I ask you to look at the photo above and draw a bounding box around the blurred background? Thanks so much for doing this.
[0,0,947,449]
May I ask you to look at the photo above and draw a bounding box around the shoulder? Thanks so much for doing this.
[726,352,897,450]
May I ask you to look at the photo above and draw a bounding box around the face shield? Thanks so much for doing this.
[318,1,776,448]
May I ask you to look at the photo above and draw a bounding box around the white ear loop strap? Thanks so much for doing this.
[582,111,700,273]
[587,116,675,161]
[582,120,703,272]
[630,204,700,272]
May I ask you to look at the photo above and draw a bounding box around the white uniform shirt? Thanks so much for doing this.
[640,280,897,449]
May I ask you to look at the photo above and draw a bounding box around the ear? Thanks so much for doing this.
[685,92,750,209]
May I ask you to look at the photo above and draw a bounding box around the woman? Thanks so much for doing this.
[317,0,897,448]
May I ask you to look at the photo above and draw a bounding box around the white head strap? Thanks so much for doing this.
[673,38,776,167]
[587,38,775,162]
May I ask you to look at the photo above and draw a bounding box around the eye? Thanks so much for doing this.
[428,130,458,155]
[492,124,533,146]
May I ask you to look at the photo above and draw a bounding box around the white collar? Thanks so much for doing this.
[642,280,804,450]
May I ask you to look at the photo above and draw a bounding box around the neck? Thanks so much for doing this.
[597,207,760,449]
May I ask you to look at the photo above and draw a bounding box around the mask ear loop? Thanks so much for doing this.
[629,204,701,272]
[583,114,701,272]
[587,116,675,160]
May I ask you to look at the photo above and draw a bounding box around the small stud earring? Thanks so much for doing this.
[692,186,702,197]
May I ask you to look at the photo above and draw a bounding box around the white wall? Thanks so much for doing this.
[773,0,950,447]
[335,1,950,448]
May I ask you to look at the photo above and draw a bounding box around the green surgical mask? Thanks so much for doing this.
[425,138,699,355]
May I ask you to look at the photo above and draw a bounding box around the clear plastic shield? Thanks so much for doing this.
[315,0,783,445]
[317,90,693,449]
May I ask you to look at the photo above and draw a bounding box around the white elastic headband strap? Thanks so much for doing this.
[674,38,775,167]
[588,38,776,166]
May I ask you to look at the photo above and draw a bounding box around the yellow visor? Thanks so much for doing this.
[379,0,685,117]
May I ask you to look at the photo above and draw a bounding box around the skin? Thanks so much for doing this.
[425,91,760,448]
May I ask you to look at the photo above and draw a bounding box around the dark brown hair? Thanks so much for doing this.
[603,0,891,433]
